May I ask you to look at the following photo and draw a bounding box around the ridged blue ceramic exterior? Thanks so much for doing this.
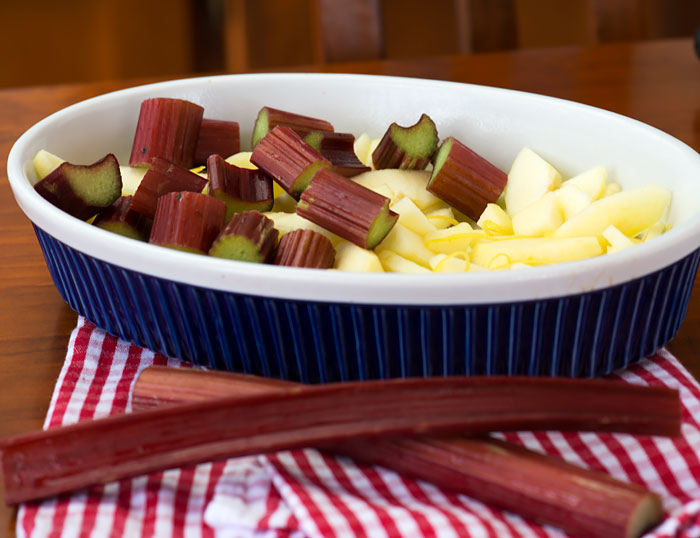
[35,225,700,382]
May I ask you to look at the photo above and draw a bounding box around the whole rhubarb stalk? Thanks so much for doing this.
[0,371,679,525]
[131,367,668,538]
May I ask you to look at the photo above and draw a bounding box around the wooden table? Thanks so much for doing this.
[0,37,698,534]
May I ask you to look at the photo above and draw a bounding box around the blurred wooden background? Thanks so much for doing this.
[1,0,698,89]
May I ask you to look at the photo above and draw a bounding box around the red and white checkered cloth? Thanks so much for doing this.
[15,316,700,537]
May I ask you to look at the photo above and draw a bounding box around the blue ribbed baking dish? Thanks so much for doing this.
[8,74,700,381]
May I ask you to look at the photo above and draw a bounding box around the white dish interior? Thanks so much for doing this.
[7,73,700,305]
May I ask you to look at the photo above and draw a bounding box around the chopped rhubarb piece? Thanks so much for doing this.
[305,131,371,177]
[251,106,334,148]
[250,126,331,200]
[207,154,273,221]
[274,229,335,268]
[129,97,204,168]
[130,157,208,219]
[34,153,122,221]
[149,191,226,254]
[93,195,151,241]
[0,374,680,505]
[209,210,278,263]
[371,113,438,170]
[297,168,398,249]
[427,136,508,221]
[193,118,241,165]
[132,367,668,538]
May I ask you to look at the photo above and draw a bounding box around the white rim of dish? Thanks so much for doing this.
[7,73,700,306]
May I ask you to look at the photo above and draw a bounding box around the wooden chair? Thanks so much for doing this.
[222,0,700,72]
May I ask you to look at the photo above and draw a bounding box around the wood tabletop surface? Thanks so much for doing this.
[0,37,698,533]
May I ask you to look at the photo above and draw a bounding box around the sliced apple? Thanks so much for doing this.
[424,222,481,255]
[391,197,437,236]
[425,207,458,230]
[377,250,431,274]
[563,165,607,200]
[352,169,445,211]
[477,203,513,235]
[555,183,593,221]
[334,241,384,272]
[377,223,434,267]
[553,183,671,240]
[503,147,562,216]
[603,224,637,254]
[119,166,148,197]
[603,182,622,197]
[429,253,468,273]
[264,211,342,245]
[511,192,563,236]
[33,149,65,182]
[471,236,603,268]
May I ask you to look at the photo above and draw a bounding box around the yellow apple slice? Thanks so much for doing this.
[503,147,562,215]
[477,203,513,235]
[555,183,593,221]
[426,207,458,230]
[264,211,342,245]
[563,165,607,200]
[352,169,445,211]
[377,250,431,274]
[429,253,468,273]
[424,222,481,255]
[377,223,434,267]
[120,166,148,197]
[553,183,671,240]
[391,197,437,236]
[33,149,65,181]
[602,224,637,254]
[511,192,564,236]
[334,241,384,272]
[602,182,622,197]
[471,236,603,268]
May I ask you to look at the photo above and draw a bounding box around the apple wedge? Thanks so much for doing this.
[511,192,564,236]
[504,147,562,215]
[553,183,671,240]
[352,169,446,212]
[471,236,603,268]
[334,241,384,272]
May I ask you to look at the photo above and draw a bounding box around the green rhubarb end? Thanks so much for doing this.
[304,131,323,152]
[251,108,270,148]
[212,191,273,222]
[367,203,399,249]
[291,161,330,197]
[428,137,453,186]
[390,113,438,159]
[209,235,263,263]
[95,222,146,241]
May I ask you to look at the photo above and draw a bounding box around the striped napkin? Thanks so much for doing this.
[15,316,700,538]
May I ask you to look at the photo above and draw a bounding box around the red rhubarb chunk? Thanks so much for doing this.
[209,210,278,263]
[297,168,398,250]
[207,154,273,221]
[427,137,507,221]
[193,119,241,165]
[130,157,208,219]
[250,126,330,200]
[274,229,336,268]
[305,131,370,178]
[149,191,226,254]
[129,97,204,168]
[93,195,152,241]
[33,153,122,221]
[252,106,334,148]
